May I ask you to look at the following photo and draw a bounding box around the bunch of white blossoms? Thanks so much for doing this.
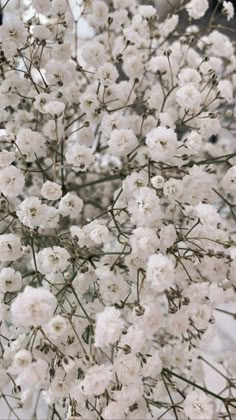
[0,0,236,418]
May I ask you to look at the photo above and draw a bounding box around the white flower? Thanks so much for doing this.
[146,254,175,292]
[115,354,140,385]
[141,350,162,377]
[13,349,32,373]
[160,224,177,252]
[208,31,233,59]
[186,0,209,20]
[0,267,22,292]
[82,41,106,68]
[195,203,221,227]
[130,227,159,258]
[91,1,109,25]
[163,178,183,201]
[98,271,130,305]
[44,101,65,118]
[70,225,89,247]
[176,84,201,112]
[37,246,70,274]
[108,129,138,157]
[59,193,83,218]
[16,359,48,388]
[94,306,125,348]
[218,80,233,103]
[191,304,213,330]
[0,165,25,197]
[16,129,46,162]
[151,175,165,189]
[16,197,48,228]
[85,221,109,244]
[32,0,51,14]
[0,18,27,48]
[80,364,113,396]
[123,55,144,79]
[65,144,94,172]
[80,92,100,115]
[223,1,234,20]
[146,127,178,162]
[0,150,15,167]
[0,234,22,261]
[222,166,236,194]
[46,315,69,339]
[123,171,148,197]
[41,181,62,200]
[128,187,162,227]
[159,14,179,37]
[102,402,126,420]
[148,56,169,74]
[183,390,214,419]
[0,367,10,388]
[138,5,157,18]
[98,62,119,86]
[32,25,52,41]
[11,286,57,326]
[34,93,52,113]
[178,68,201,88]
[183,131,202,155]
[42,207,60,229]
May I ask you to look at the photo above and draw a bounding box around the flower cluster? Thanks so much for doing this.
[0,0,236,419]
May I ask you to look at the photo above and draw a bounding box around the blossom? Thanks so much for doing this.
[0,267,22,292]
[222,166,236,194]
[146,127,177,162]
[0,165,25,197]
[178,68,201,88]
[34,93,52,113]
[183,131,202,155]
[37,246,70,274]
[80,364,113,396]
[32,25,52,41]
[16,359,48,388]
[32,0,51,14]
[98,62,119,86]
[91,1,109,25]
[82,41,106,68]
[183,390,214,419]
[176,84,201,112]
[218,80,233,103]
[0,151,15,167]
[16,129,46,162]
[65,144,95,172]
[0,18,27,49]
[130,227,159,258]
[0,234,22,261]
[45,315,69,339]
[94,306,125,348]
[108,129,138,157]
[13,349,32,373]
[223,1,234,20]
[151,175,165,189]
[41,181,62,200]
[114,354,140,385]
[186,0,209,20]
[16,197,48,228]
[128,187,162,227]
[146,253,175,292]
[11,286,57,326]
[59,193,83,218]
[44,101,65,118]
[85,220,109,244]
